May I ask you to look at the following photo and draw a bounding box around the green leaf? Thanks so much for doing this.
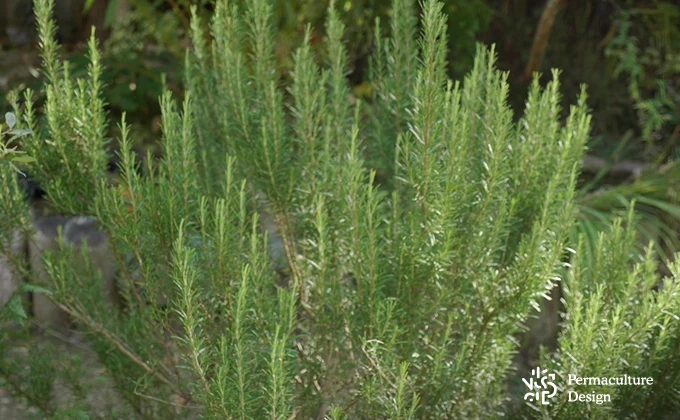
[20,283,53,296]
[83,0,98,13]
[9,129,32,136]
[11,155,37,164]
[104,0,120,28]
[3,294,28,324]
[4,112,16,129]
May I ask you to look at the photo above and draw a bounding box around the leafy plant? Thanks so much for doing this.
[1,111,35,172]
[605,1,680,158]
[1,0,679,419]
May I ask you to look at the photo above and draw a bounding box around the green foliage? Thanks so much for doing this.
[570,0,680,278]
[576,161,680,267]
[1,0,680,419]
[18,0,109,215]
[441,0,493,77]
[97,17,169,115]
[606,1,680,155]
[523,211,680,419]
[1,110,35,171]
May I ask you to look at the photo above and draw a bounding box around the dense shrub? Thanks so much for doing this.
[1,0,679,418]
